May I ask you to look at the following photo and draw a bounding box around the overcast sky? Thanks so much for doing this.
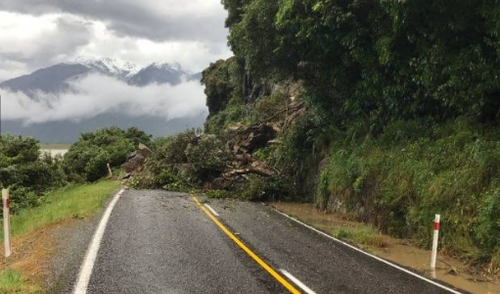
[0,0,232,81]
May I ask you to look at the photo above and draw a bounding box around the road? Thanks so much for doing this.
[71,189,465,294]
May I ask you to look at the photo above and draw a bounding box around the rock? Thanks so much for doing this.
[121,153,145,173]
[121,143,152,175]
[447,266,459,276]
[138,143,152,158]
[127,151,137,161]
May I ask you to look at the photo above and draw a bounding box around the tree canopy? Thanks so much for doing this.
[221,0,500,125]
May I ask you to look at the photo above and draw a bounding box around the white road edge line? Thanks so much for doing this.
[204,203,220,217]
[280,269,317,294]
[273,209,463,294]
[73,188,125,294]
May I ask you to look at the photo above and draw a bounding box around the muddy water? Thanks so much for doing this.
[272,202,500,294]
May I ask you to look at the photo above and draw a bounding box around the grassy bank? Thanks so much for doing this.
[316,118,500,272]
[2,180,120,239]
[0,180,120,293]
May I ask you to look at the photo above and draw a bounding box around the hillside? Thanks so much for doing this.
[128,0,500,277]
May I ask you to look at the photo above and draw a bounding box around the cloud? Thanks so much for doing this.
[0,0,231,128]
[0,12,92,80]
[1,74,208,124]
[0,3,232,81]
[0,0,228,43]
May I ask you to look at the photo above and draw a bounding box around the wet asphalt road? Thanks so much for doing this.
[79,189,462,294]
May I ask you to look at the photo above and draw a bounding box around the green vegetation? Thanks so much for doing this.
[0,268,39,294]
[64,127,151,182]
[0,135,65,213]
[129,130,226,191]
[202,57,248,134]
[0,127,148,216]
[315,119,500,265]
[223,0,500,124]
[332,227,387,248]
[190,0,500,274]
[1,181,119,239]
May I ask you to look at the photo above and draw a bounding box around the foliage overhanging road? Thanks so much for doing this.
[70,189,462,294]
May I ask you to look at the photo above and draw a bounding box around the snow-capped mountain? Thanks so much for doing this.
[129,62,187,86]
[72,57,140,78]
[0,58,200,96]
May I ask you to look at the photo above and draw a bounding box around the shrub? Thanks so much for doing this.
[242,175,290,201]
[185,134,227,182]
[132,130,228,189]
[206,189,231,199]
[0,135,65,212]
[475,187,500,263]
[64,127,147,182]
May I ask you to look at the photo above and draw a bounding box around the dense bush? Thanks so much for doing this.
[0,135,65,212]
[241,175,291,201]
[315,119,500,269]
[130,130,228,190]
[64,127,151,182]
[222,0,500,125]
[202,57,249,133]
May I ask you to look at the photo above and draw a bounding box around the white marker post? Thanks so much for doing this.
[2,189,12,258]
[430,214,440,269]
[107,163,113,177]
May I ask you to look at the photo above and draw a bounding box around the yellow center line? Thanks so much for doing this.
[192,196,302,294]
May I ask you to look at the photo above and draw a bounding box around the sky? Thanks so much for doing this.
[0,0,232,127]
[0,0,232,81]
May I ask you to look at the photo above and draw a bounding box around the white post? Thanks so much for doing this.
[2,189,12,258]
[107,163,113,177]
[430,214,440,269]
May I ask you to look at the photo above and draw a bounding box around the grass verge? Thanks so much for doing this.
[1,180,120,239]
[332,227,388,248]
[0,268,40,294]
[0,180,120,294]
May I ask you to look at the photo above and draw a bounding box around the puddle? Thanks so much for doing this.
[272,202,500,294]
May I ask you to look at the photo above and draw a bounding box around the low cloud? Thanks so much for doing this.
[1,74,208,124]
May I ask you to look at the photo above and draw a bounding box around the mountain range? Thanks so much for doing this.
[0,58,206,143]
[0,58,200,95]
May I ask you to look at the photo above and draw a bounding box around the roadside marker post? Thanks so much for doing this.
[430,214,440,269]
[107,163,113,177]
[2,188,12,258]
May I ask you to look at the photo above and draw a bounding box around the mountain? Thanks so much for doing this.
[0,58,206,143]
[0,63,90,95]
[129,63,184,86]
[0,58,199,95]
[73,57,140,79]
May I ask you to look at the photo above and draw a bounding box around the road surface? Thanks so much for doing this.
[70,189,465,294]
